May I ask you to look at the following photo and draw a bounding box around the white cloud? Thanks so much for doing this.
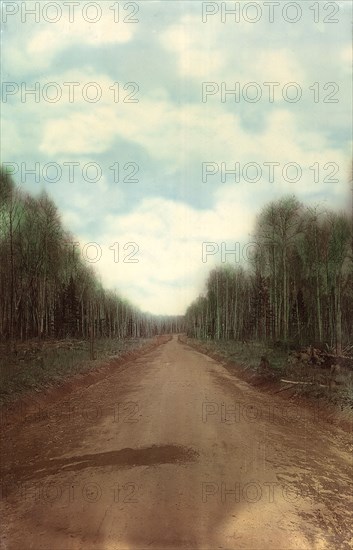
[74,158,351,316]
[39,93,348,201]
[3,4,351,316]
[341,45,352,69]
[40,106,118,155]
[76,192,256,315]
[3,5,136,74]
[160,15,304,83]
[159,15,228,78]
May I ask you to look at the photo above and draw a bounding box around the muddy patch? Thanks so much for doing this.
[1,444,199,485]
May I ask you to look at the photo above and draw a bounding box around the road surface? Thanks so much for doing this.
[1,336,352,549]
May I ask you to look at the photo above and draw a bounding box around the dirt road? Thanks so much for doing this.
[1,336,352,549]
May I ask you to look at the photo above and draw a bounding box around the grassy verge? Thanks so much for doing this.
[0,337,152,405]
[181,336,353,411]
[181,336,287,378]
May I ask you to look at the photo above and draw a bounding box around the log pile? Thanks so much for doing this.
[288,346,353,370]
[286,345,353,389]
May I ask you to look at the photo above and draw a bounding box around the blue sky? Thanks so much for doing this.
[1,0,352,314]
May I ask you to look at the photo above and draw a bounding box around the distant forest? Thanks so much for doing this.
[0,169,183,341]
[1,169,352,351]
[186,196,353,353]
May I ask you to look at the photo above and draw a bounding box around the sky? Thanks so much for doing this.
[1,0,352,315]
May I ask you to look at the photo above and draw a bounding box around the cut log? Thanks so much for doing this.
[280,379,312,385]
[280,379,328,388]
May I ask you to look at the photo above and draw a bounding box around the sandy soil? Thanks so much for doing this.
[1,335,352,549]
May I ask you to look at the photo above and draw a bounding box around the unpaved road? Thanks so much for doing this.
[1,336,352,549]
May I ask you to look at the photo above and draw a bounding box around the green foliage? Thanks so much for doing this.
[0,337,150,404]
[186,196,352,349]
[0,167,183,341]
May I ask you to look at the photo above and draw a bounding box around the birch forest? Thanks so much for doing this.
[0,169,182,342]
[1,169,352,354]
[185,196,353,353]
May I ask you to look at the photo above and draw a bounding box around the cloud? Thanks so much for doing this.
[38,92,348,199]
[77,192,256,315]
[341,45,352,69]
[40,106,118,155]
[74,156,351,316]
[159,15,304,83]
[159,15,228,78]
[2,3,351,316]
[3,4,136,74]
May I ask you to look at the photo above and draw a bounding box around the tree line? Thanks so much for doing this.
[0,169,183,342]
[185,196,353,353]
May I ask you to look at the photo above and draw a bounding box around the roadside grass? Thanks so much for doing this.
[184,338,288,376]
[0,337,150,405]
[182,336,353,412]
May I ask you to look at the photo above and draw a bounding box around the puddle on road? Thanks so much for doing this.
[2,444,199,484]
